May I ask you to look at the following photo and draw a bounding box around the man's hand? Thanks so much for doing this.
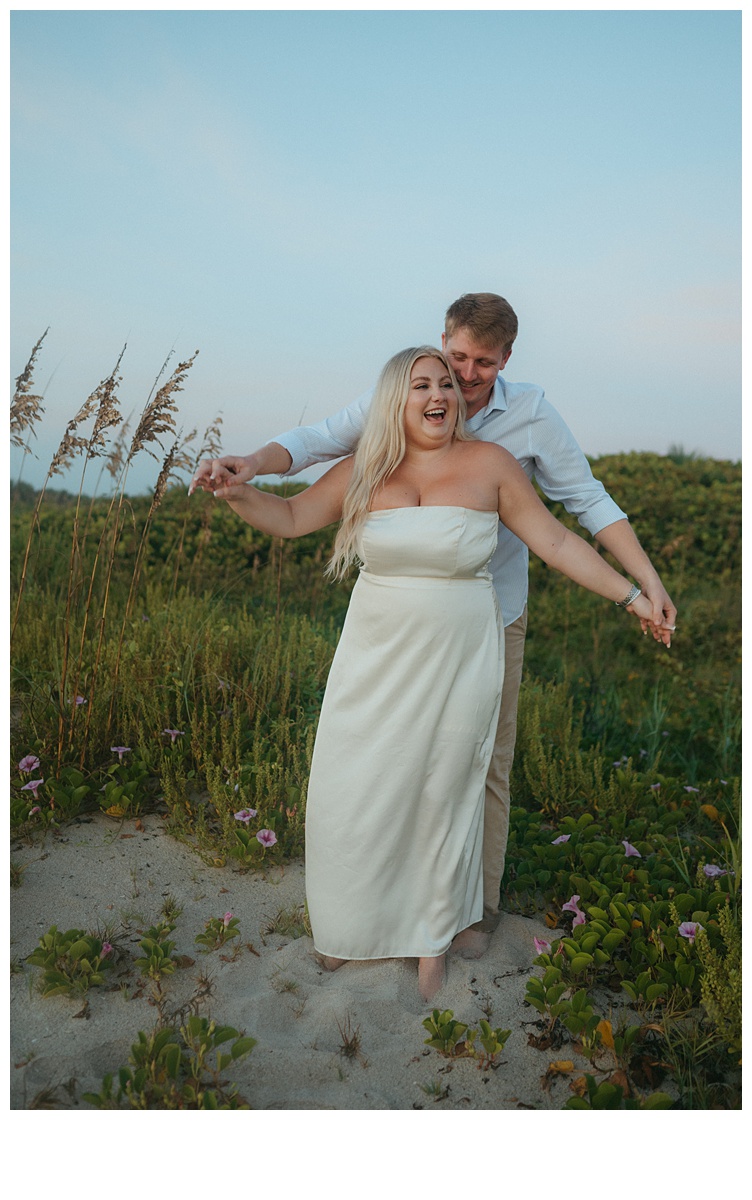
[638,573,678,647]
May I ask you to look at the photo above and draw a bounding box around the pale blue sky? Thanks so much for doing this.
[11,7,741,494]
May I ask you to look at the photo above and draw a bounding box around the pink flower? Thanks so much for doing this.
[75,695,86,706]
[562,894,586,926]
[650,783,661,790]
[678,921,704,945]
[101,942,113,958]
[22,778,44,793]
[533,937,552,955]
[29,806,41,816]
[234,808,258,824]
[257,829,277,848]
[162,729,185,743]
[111,746,131,761]
[684,785,700,794]
[18,755,40,775]
[703,863,727,879]
[223,912,233,928]
[622,840,642,858]
[551,834,570,845]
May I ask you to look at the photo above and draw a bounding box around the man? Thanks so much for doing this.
[191,292,676,955]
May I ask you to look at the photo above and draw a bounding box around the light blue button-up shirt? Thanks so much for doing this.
[273,375,627,626]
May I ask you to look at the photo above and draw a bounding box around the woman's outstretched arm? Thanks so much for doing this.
[218,456,354,538]
[496,450,662,632]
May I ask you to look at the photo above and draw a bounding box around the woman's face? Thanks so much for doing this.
[403,356,459,447]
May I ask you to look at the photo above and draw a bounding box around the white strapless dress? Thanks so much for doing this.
[305,507,504,960]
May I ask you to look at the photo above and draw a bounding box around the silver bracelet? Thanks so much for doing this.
[615,583,642,608]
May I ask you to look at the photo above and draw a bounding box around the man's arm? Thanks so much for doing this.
[594,519,677,643]
[190,390,373,495]
[528,394,677,641]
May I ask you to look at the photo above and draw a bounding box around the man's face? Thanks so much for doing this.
[441,328,511,418]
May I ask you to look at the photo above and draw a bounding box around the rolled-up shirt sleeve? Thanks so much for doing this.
[272,389,373,476]
[529,394,627,536]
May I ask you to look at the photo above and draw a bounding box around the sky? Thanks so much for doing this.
[9,5,742,496]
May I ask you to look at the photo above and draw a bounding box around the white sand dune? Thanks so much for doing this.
[11,812,589,1111]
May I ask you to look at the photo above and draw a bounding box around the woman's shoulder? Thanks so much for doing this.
[458,440,516,471]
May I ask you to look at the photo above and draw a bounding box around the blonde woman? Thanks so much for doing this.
[217,346,658,1001]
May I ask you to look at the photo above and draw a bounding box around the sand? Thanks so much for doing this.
[10,811,595,1111]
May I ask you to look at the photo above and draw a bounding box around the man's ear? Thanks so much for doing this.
[441,332,447,351]
[501,348,512,369]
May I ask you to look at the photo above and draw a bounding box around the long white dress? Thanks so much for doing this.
[305,506,504,960]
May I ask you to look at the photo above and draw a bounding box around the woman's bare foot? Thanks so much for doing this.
[314,952,347,971]
[450,927,490,959]
[418,954,446,1002]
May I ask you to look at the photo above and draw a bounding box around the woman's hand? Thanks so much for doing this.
[627,591,675,647]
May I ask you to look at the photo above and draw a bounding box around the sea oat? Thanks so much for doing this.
[104,416,131,482]
[48,350,124,478]
[129,351,199,462]
[11,330,48,451]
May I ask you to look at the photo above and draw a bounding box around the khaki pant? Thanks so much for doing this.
[473,606,528,933]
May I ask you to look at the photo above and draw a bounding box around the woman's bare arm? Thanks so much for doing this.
[219,456,354,538]
[495,450,659,627]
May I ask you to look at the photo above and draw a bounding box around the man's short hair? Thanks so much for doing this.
[445,293,518,355]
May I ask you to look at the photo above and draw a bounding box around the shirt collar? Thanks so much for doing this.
[467,374,507,425]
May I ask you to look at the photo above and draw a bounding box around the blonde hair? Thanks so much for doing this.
[327,346,473,579]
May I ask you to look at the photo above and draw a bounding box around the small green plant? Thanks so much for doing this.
[466,1020,512,1069]
[26,926,113,997]
[45,765,93,821]
[161,893,184,922]
[82,1018,256,1109]
[195,912,241,953]
[422,1009,472,1058]
[11,861,26,889]
[134,921,179,981]
[565,1073,672,1110]
[418,1079,450,1102]
[696,904,742,1061]
[422,1009,511,1069]
[262,903,311,940]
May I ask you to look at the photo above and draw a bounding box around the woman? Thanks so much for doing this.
[211,347,657,1001]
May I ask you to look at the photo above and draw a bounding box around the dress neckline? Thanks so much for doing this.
[367,505,498,516]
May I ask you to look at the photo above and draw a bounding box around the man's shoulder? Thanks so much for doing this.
[499,377,547,410]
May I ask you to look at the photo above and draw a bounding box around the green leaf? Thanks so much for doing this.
[602,928,627,953]
[231,1037,257,1059]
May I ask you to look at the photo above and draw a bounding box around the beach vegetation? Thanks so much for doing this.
[26,926,113,997]
[82,1018,255,1109]
[10,336,741,1109]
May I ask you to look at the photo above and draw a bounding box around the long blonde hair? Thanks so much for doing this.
[327,346,473,579]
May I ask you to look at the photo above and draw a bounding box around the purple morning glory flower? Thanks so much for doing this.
[163,729,185,743]
[684,785,700,794]
[22,778,44,793]
[534,937,552,955]
[257,829,277,848]
[622,840,642,858]
[562,895,586,927]
[111,746,131,762]
[703,864,727,879]
[678,921,704,945]
[234,808,258,824]
[551,834,571,845]
[18,755,40,775]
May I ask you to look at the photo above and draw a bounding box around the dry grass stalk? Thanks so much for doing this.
[11,329,48,452]
[12,349,125,647]
[128,352,199,464]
